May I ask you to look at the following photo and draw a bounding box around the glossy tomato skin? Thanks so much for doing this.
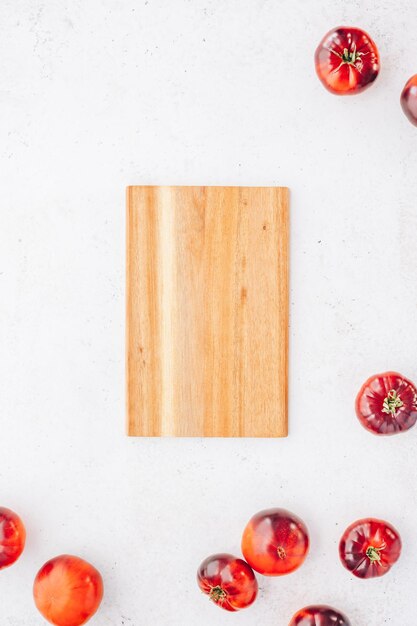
[356,371,417,435]
[0,507,26,570]
[241,508,309,576]
[315,26,379,95]
[197,553,257,612]
[289,605,351,626]
[401,75,417,126]
[339,518,401,579]
[33,554,103,626]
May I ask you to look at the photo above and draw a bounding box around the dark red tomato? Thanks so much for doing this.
[289,605,351,626]
[197,553,257,612]
[241,508,309,576]
[315,26,379,95]
[33,555,104,626]
[401,75,417,126]
[339,518,401,579]
[0,507,26,570]
[356,371,417,435]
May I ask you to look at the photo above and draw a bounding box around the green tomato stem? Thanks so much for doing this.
[366,545,383,563]
[209,586,227,604]
[382,389,404,416]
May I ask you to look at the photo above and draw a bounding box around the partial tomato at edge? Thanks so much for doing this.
[401,75,417,126]
[241,508,309,576]
[197,553,258,612]
[339,518,401,579]
[355,371,417,435]
[33,554,104,626]
[289,605,351,625]
[0,507,26,570]
[315,26,379,95]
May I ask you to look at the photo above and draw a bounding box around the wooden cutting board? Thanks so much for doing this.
[126,186,289,437]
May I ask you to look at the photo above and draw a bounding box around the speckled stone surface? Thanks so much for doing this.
[1,1,417,624]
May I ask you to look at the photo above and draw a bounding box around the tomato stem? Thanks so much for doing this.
[209,586,227,604]
[342,44,359,64]
[276,546,286,560]
[329,43,367,73]
[366,545,383,563]
[382,389,404,416]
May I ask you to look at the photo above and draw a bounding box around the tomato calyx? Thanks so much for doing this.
[330,43,367,73]
[366,543,385,563]
[209,585,227,604]
[382,389,404,416]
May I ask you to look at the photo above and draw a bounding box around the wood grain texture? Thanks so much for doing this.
[126,186,289,437]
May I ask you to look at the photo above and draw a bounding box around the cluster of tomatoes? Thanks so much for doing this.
[0,507,103,626]
[197,372,417,622]
[315,25,417,126]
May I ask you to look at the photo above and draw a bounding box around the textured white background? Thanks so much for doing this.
[1,1,417,624]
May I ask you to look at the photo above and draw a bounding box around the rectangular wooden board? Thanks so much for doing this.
[126,186,289,437]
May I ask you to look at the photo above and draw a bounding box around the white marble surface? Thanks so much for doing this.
[1,1,417,624]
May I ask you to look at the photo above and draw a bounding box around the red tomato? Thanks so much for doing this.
[197,553,258,612]
[241,508,309,576]
[339,518,401,579]
[0,507,26,570]
[33,555,103,626]
[289,605,351,625]
[315,26,379,95]
[401,75,417,126]
[356,371,417,435]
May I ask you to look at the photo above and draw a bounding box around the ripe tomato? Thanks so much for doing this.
[0,507,26,570]
[356,371,417,435]
[315,26,379,95]
[33,554,103,626]
[339,518,401,579]
[289,605,351,625]
[241,508,309,576]
[197,553,258,612]
[401,75,417,126]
